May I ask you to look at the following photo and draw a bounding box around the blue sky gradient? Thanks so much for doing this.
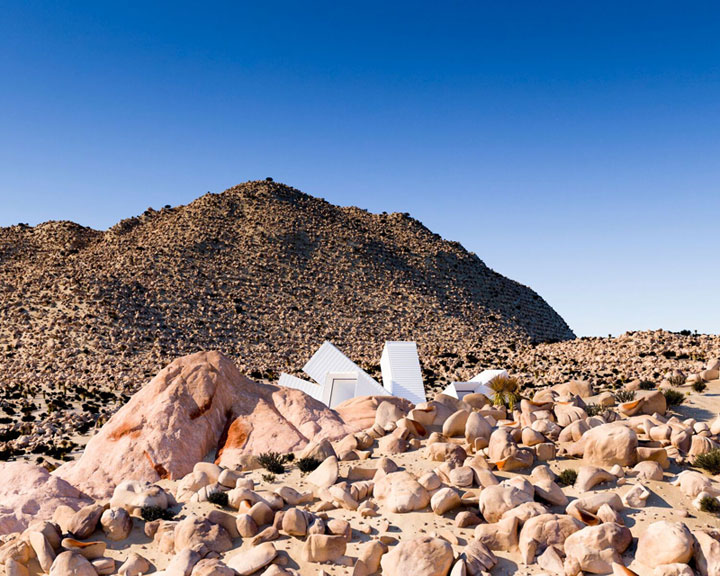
[2,2,719,336]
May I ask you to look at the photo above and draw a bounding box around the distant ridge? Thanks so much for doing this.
[0,180,574,396]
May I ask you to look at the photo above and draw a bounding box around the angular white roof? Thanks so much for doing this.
[303,341,388,398]
[381,341,426,405]
[278,373,323,401]
[442,381,494,400]
[471,369,509,386]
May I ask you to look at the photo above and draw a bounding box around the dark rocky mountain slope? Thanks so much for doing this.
[0,180,573,459]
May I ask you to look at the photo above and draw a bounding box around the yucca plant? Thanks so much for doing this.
[490,376,521,411]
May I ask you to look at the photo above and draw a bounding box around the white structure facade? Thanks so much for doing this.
[278,373,322,402]
[279,340,427,408]
[442,369,508,401]
[380,341,427,405]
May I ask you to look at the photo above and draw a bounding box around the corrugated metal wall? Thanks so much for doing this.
[303,341,387,398]
[278,372,323,401]
[380,341,427,405]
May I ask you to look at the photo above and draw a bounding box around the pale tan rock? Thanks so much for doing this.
[28,531,55,572]
[443,410,470,437]
[575,466,616,492]
[5,558,29,576]
[533,477,568,507]
[563,522,632,574]
[173,516,232,554]
[236,514,259,538]
[460,539,497,575]
[218,469,242,489]
[582,424,638,467]
[248,502,275,527]
[652,564,695,576]
[91,558,115,576]
[67,503,105,540]
[0,463,90,535]
[636,522,694,568]
[191,558,236,576]
[519,514,583,563]
[117,552,151,576]
[100,508,132,541]
[465,413,492,449]
[534,442,556,461]
[375,401,405,431]
[622,483,651,508]
[473,516,518,551]
[49,551,96,576]
[61,538,106,560]
[373,471,430,513]
[693,530,720,576]
[431,488,461,515]
[110,481,172,514]
[356,540,387,575]
[455,511,483,528]
[306,457,339,489]
[633,461,664,481]
[448,466,474,487]
[56,352,353,498]
[537,545,565,576]
[279,508,307,537]
[566,492,624,524]
[418,472,442,491]
[501,501,548,525]
[301,534,347,563]
[672,471,719,498]
[226,542,277,576]
[381,537,453,576]
[166,548,201,576]
[479,484,533,523]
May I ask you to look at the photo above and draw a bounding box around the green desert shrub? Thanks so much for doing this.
[699,495,720,514]
[257,451,292,474]
[615,390,636,403]
[297,457,321,474]
[638,380,656,390]
[667,374,686,387]
[261,473,276,483]
[140,506,174,522]
[663,388,685,407]
[584,404,604,417]
[695,449,720,475]
[692,381,708,393]
[207,490,229,507]
[557,469,578,486]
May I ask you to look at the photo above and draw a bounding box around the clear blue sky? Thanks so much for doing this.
[2,2,719,337]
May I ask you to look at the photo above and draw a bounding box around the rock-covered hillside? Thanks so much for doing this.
[0,180,573,457]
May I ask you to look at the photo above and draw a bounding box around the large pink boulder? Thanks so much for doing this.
[0,462,91,535]
[57,351,353,497]
[335,396,414,431]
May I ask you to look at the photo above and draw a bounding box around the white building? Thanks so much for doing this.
[441,369,508,401]
[380,341,427,405]
[278,340,426,408]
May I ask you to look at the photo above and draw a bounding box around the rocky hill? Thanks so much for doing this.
[0,180,574,459]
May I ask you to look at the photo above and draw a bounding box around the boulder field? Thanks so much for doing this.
[55,351,359,498]
[1,352,720,576]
